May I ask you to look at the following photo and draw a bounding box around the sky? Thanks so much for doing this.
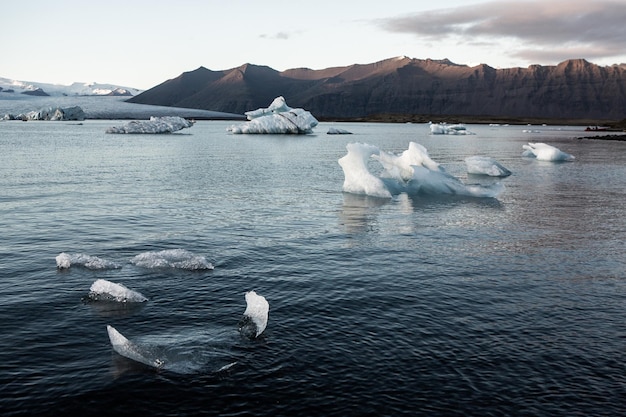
[3,0,626,90]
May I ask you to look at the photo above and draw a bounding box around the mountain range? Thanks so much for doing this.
[127,56,626,122]
[0,77,142,97]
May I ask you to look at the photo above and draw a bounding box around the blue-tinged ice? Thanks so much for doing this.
[55,252,121,270]
[88,279,148,303]
[239,291,269,338]
[465,156,512,177]
[105,116,194,134]
[522,142,575,161]
[130,249,214,270]
[338,142,504,199]
[228,96,318,134]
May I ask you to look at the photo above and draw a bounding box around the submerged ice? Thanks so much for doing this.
[239,291,270,338]
[522,142,575,161]
[88,279,148,303]
[429,123,475,135]
[106,116,194,134]
[338,142,504,199]
[228,96,318,134]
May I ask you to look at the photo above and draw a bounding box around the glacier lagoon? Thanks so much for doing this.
[1,119,625,416]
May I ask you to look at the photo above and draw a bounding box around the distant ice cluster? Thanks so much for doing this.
[228,96,318,134]
[2,105,85,121]
[106,116,194,134]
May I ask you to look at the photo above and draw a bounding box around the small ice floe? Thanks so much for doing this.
[107,325,164,369]
[338,142,504,199]
[227,96,318,134]
[87,279,148,303]
[130,249,214,270]
[522,142,575,161]
[106,116,194,134]
[327,127,353,135]
[465,156,512,177]
[239,291,269,339]
[429,122,475,135]
[55,252,122,270]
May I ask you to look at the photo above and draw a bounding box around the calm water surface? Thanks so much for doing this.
[1,120,625,416]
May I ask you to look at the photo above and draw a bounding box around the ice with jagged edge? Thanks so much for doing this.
[107,325,165,368]
[87,279,148,303]
[338,142,504,199]
[429,122,475,135]
[130,249,214,270]
[465,156,512,177]
[55,252,122,270]
[239,291,270,338]
[228,96,318,134]
[106,116,194,134]
[522,142,575,161]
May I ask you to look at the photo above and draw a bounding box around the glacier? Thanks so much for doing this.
[228,96,318,134]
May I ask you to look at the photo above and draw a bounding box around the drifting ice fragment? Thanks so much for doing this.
[522,142,575,161]
[465,156,512,177]
[88,279,148,303]
[327,127,353,135]
[107,325,164,368]
[130,249,214,270]
[228,96,318,134]
[106,116,194,134]
[55,252,121,270]
[429,123,475,135]
[239,291,270,338]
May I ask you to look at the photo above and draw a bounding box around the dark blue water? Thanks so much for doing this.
[1,120,625,416]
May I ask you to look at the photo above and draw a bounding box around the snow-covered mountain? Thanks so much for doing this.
[0,77,143,97]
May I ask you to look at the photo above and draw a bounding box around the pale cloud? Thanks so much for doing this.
[376,0,626,65]
[259,31,293,40]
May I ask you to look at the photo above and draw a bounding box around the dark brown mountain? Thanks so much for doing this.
[127,57,626,121]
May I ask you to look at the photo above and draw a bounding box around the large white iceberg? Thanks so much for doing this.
[228,96,318,134]
[465,156,512,177]
[522,142,575,161]
[429,122,475,135]
[106,116,194,134]
[338,142,504,199]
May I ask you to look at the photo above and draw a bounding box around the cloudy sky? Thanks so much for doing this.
[2,0,625,90]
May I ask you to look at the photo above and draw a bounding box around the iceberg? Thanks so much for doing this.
[3,106,85,121]
[87,279,148,303]
[327,127,353,135]
[55,252,121,270]
[106,116,194,134]
[522,142,575,161]
[465,156,512,177]
[227,96,318,134]
[338,142,504,199]
[429,122,475,135]
[130,249,214,270]
[239,291,269,338]
[107,325,164,368]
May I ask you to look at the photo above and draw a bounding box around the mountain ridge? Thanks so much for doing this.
[128,57,626,121]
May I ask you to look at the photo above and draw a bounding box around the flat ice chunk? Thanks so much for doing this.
[465,156,512,177]
[228,96,318,134]
[239,291,269,338]
[430,123,475,135]
[130,249,214,270]
[106,116,194,134]
[55,252,121,270]
[88,279,148,302]
[327,127,352,135]
[522,142,575,161]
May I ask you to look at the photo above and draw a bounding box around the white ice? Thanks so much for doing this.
[107,325,164,368]
[55,252,121,270]
[106,116,194,134]
[522,142,575,161]
[227,96,318,134]
[89,279,148,303]
[241,291,270,338]
[130,249,214,270]
[338,142,505,199]
[429,123,475,135]
[465,156,512,177]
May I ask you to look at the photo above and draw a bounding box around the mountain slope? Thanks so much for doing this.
[127,57,626,120]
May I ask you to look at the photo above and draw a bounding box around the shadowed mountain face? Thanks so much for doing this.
[127,57,626,120]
